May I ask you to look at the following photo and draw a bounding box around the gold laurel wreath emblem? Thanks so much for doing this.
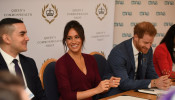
[95,4,108,21]
[42,4,58,24]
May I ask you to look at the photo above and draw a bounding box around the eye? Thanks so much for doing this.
[20,31,26,36]
[21,33,25,36]
[144,42,149,44]
[75,35,80,39]
[67,37,72,40]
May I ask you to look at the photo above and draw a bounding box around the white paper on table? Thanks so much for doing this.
[138,86,175,95]
[108,95,149,100]
[138,89,164,95]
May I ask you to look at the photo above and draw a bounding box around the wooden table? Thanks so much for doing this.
[100,80,175,100]
[99,90,157,100]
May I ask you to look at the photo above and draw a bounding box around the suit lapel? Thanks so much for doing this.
[19,54,25,70]
[127,38,135,71]
[0,53,9,70]
[19,54,28,83]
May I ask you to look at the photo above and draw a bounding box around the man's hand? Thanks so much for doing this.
[152,75,172,90]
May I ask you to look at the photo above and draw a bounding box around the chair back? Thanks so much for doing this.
[91,53,108,99]
[39,58,59,100]
[90,52,107,78]
[43,62,59,100]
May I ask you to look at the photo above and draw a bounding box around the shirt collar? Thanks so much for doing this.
[0,48,19,65]
[132,38,139,56]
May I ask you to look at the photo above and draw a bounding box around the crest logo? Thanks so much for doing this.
[95,3,107,21]
[42,4,58,24]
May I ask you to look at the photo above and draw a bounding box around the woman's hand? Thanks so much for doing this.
[94,77,120,94]
[95,80,110,94]
[109,76,120,88]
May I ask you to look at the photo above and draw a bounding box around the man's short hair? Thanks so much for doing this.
[134,21,157,38]
[0,18,23,44]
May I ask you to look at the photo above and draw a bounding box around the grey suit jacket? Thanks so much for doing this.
[0,53,47,100]
[106,38,158,96]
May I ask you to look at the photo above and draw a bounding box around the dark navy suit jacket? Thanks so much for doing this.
[0,53,47,100]
[106,38,158,96]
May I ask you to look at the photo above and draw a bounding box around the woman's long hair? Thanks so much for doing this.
[160,24,175,63]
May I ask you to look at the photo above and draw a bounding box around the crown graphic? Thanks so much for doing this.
[46,8,54,16]
[96,3,107,21]
[98,7,105,14]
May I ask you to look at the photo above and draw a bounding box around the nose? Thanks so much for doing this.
[25,35,29,41]
[71,37,76,42]
[146,43,151,49]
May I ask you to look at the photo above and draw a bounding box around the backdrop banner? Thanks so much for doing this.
[114,0,175,50]
[0,0,115,71]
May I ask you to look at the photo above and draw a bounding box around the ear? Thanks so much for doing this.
[133,34,138,41]
[2,34,11,44]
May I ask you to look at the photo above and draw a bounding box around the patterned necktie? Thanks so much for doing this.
[12,59,24,84]
[136,52,142,79]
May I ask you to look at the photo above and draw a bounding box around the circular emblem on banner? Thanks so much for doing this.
[42,4,58,24]
[95,3,108,21]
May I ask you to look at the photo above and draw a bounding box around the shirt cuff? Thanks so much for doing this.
[148,83,151,88]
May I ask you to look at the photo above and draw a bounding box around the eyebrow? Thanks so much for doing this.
[67,35,79,37]
[143,41,152,44]
[67,36,71,37]
[20,31,27,34]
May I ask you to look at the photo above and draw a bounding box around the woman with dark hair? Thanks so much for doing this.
[153,24,175,78]
[55,20,120,100]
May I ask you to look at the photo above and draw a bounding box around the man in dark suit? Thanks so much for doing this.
[106,21,172,96]
[0,18,47,100]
